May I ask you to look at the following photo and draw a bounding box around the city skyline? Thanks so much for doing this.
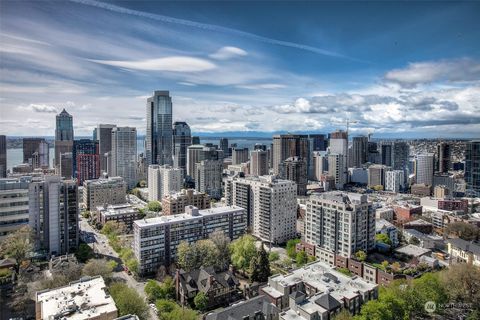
[1,1,480,138]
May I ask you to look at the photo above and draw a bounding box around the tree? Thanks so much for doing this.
[147,200,162,212]
[109,282,149,320]
[194,292,208,311]
[381,260,389,270]
[296,251,308,267]
[440,263,480,309]
[445,222,479,241]
[82,258,114,280]
[390,261,401,273]
[75,243,94,262]
[0,226,33,272]
[354,250,367,262]
[144,279,163,302]
[376,233,392,246]
[176,239,220,271]
[230,235,257,274]
[160,276,175,300]
[126,258,139,275]
[333,309,353,320]
[269,251,280,262]
[286,239,300,259]
[156,299,177,316]
[101,221,119,236]
[209,230,231,271]
[156,299,198,320]
[409,236,420,245]
[177,241,196,271]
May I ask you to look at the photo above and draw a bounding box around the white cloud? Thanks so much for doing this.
[236,83,286,90]
[209,46,247,60]
[21,103,58,113]
[89,56,217,72]
[384,58,480,86]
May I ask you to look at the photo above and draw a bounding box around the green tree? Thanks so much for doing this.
[75,243,94,262]
[381,260,389,270]
[375,233,392,246]
[194,292,208,311]
[445,222,479,241]
[177,241,196,271]
[296,251,308,266]
[160,276,176,300]
[268,251,280,262]
[230,235,257,274]
[126,258,139,275]
[196,239,220,268]
[147,201,162,212]
[354,250,367,262]
[82,258,114,280]
[109,282,149,320]
[333,309,353,320]
[286,239,300,259]
[144,279,163,302]
[0,226,33,272]
[440,263,480,309]
[101,221,118,236]
[250,245,270,282]
[356,299,393,320]
[209,230,231,271]
[156,299,177,316]
[156,299,198,320]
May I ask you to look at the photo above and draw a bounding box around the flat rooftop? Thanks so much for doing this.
[395,244,431,257]
[134,205,244,228]
[97,203,138,216]
[36,276,117,320]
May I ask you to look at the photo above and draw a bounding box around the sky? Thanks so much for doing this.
[0,0,479,138]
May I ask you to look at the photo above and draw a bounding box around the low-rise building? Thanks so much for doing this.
[375,219,399,247]
[411,183,431,197]
[402,229,444,250]
[394,244,431,259]
[83,177,127,211]
[162,189,210,215]
[96,203,142,230]
[393,204,422,222]
[403,219,434,234]
[446,238,480,266]
[35,276,118,320]
[176,266,240,310]
[261,261,378,318]
[205,295,279,320]
[420,197,468,214]
[375,207,394,221]
[133,205,247,275]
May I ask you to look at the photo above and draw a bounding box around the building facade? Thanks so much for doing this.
[465,140,480,194]
[96,124,116,174]
[172,121,192,171]
[278,156,307,196]
[195,160,223,199]
[162,189,210,215]
[54,109,74,174]
[232,148,249,165]
[111,127,137,189]
[82,177,127,210]
[0,135,6,178]
[73,139,100,186]
[272,134,309,175]
[250,149,269,176]
[148,164,184,201]
[0,177,30,239]
[415,153,435,186]
[146,91,173,166]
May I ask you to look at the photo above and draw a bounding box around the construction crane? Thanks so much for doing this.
[332,118,358,136]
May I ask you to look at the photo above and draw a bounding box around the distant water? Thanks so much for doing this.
[6,137,272,171]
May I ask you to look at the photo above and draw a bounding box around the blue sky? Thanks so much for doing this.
[0,0,479,138]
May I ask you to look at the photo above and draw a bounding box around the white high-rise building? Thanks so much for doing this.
[225,175,297,244]
[148,165,183,201]
[250,149,268,176]
[29,176,79,256]
[304,192,375,261]
[111,127,137,189]
[313,151,328,181]
[195,160,223,199]
[0,177,30,240]
[416,153,435,186]
[385,170,405,193]
[329,131,348,188]
[328,154,346,189]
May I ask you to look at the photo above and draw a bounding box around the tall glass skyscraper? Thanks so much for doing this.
[173,121,191,171]
[54,109,74,171]
[146,91,173,166]
[465,140,480,194]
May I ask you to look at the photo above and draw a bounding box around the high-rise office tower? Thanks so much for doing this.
[59,152,73,179]
[304,192,375,259]
[96,124,116,174]
[351,136,368,168]
[0,135,6,178]
[272,134,309,175]
[279,156,307,196]
[328,154,346,189]
[313,151,328,181]
[250,149,268,176]
[0,176,31,239]
[415,153,435,186]
[436,142,451,173]
[465,140,480,194]
[194,159,223,199]
[172,121,191,171]
[23,138,49,169]
[232,147,249,165]
[367,141,380,164]
[73,139,100,185]
[192,136,201,145]
[29,176,79,256]
[220,138,229,156]
[329,131,348,186]
[254,143,267,151]
[146,91,173,166]
[186,145,222,179]
[368,164,390,188]
[308,134,327,151]
[392,142,409,171]
[224,175,297,243]
[148,165,183,201]
[54,109,74,172]
[111,127,137,189]
[380,143,393,167]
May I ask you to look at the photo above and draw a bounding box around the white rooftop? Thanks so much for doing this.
[395,244,431,257]
[97,203,138,216]
[134,205,244,228]
[36,276,117,320]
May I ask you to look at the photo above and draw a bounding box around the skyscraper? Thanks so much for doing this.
[29,176,79,256]
[0,135,6,178]
[220,138,229,156]
[73,139,100,185]
[146,91,173,166]
[232,147,249,165]
[380,143,393,167]
[465,140,480,194]
[23,138,49,169]
[368,164,390,188]
[186,145,222,179]
[308,134,327,151]
[392,141,409,171]
[96,124,116,174]
[279,156,307,196]
[415,153,435,186]
[148,165,183,201]
[351,136,368,168]
[173,121,192,171]
[250,149,268,176]
[436,142,451,173]
[111,127,137,189]
[328,153,346,189]
[272,134,309,175]
[329,130,348,187]
[194,159,223,199]
[54,109,74,172]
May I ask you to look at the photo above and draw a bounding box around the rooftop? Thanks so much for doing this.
[36,276,117,320]
[206,295,278,320]
[134,205,244,228]
[446,238,480,255]
[97,203,139,216]
[395,244,431,257]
